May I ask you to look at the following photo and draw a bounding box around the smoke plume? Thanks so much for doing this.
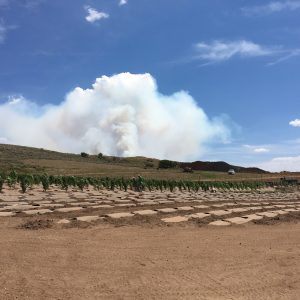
[0,73,230,160]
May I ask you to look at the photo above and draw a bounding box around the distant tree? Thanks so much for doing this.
[98,153,103,159]
[81,152,89,158]
[158,160,178,169]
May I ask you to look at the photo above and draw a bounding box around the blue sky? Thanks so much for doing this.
[0,0,300,171]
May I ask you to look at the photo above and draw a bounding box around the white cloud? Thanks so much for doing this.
[85,6,109,23]
[267,49,300,66]
[0,73,231,160]
[192,39,300,65]
[194,40,273,64]
[243,145,271,154]
[257,156,300,172]
[119,0,128,6]
[254,147,270,153]
[242,1,300,16]
[0,21,18,44]
[289,119,300,127]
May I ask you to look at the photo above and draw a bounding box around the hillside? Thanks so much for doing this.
[180,161,267,174]
[0,143,278,181]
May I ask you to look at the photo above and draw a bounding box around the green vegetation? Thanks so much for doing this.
[0,171,297,194]
[19,175,31,193]
[158,160,178,169]
[41,174,50,191]
[80,152,89,158]
[0,175,4,193]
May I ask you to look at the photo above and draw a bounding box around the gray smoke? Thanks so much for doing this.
[0,72,230,160]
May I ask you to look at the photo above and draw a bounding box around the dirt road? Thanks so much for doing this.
[0,221,299,300]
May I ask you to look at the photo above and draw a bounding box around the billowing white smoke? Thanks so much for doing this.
[0,73,230,160]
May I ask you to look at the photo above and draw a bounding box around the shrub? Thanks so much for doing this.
[41,175,50,191]
[6,176,17,188]
[158,160,177,169]
[19,175,31,193]
[61,176,69,191]
[80,152,89,158]
[132,176,145,192]
[76,177,88,191]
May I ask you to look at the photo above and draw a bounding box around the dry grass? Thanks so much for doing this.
[1,143,299,181]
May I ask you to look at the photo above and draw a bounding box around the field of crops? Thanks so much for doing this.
[0,171,296,195]
[0,171,299,227]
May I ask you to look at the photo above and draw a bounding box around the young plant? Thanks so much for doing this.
[6,176,17,189]
[19,175,30,193]
[76,177,88,191]
[0,175,4,193]
[61,176,69,191]
[41,175,50,192]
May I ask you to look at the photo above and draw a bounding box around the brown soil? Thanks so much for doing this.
[1,186,300,299]
[0,218,299,300]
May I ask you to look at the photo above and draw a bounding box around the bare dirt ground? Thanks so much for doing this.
[0,186,300,299]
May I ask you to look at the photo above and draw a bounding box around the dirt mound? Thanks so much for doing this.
[19,219,53,230]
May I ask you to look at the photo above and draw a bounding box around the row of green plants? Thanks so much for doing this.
[0,171,296,194]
